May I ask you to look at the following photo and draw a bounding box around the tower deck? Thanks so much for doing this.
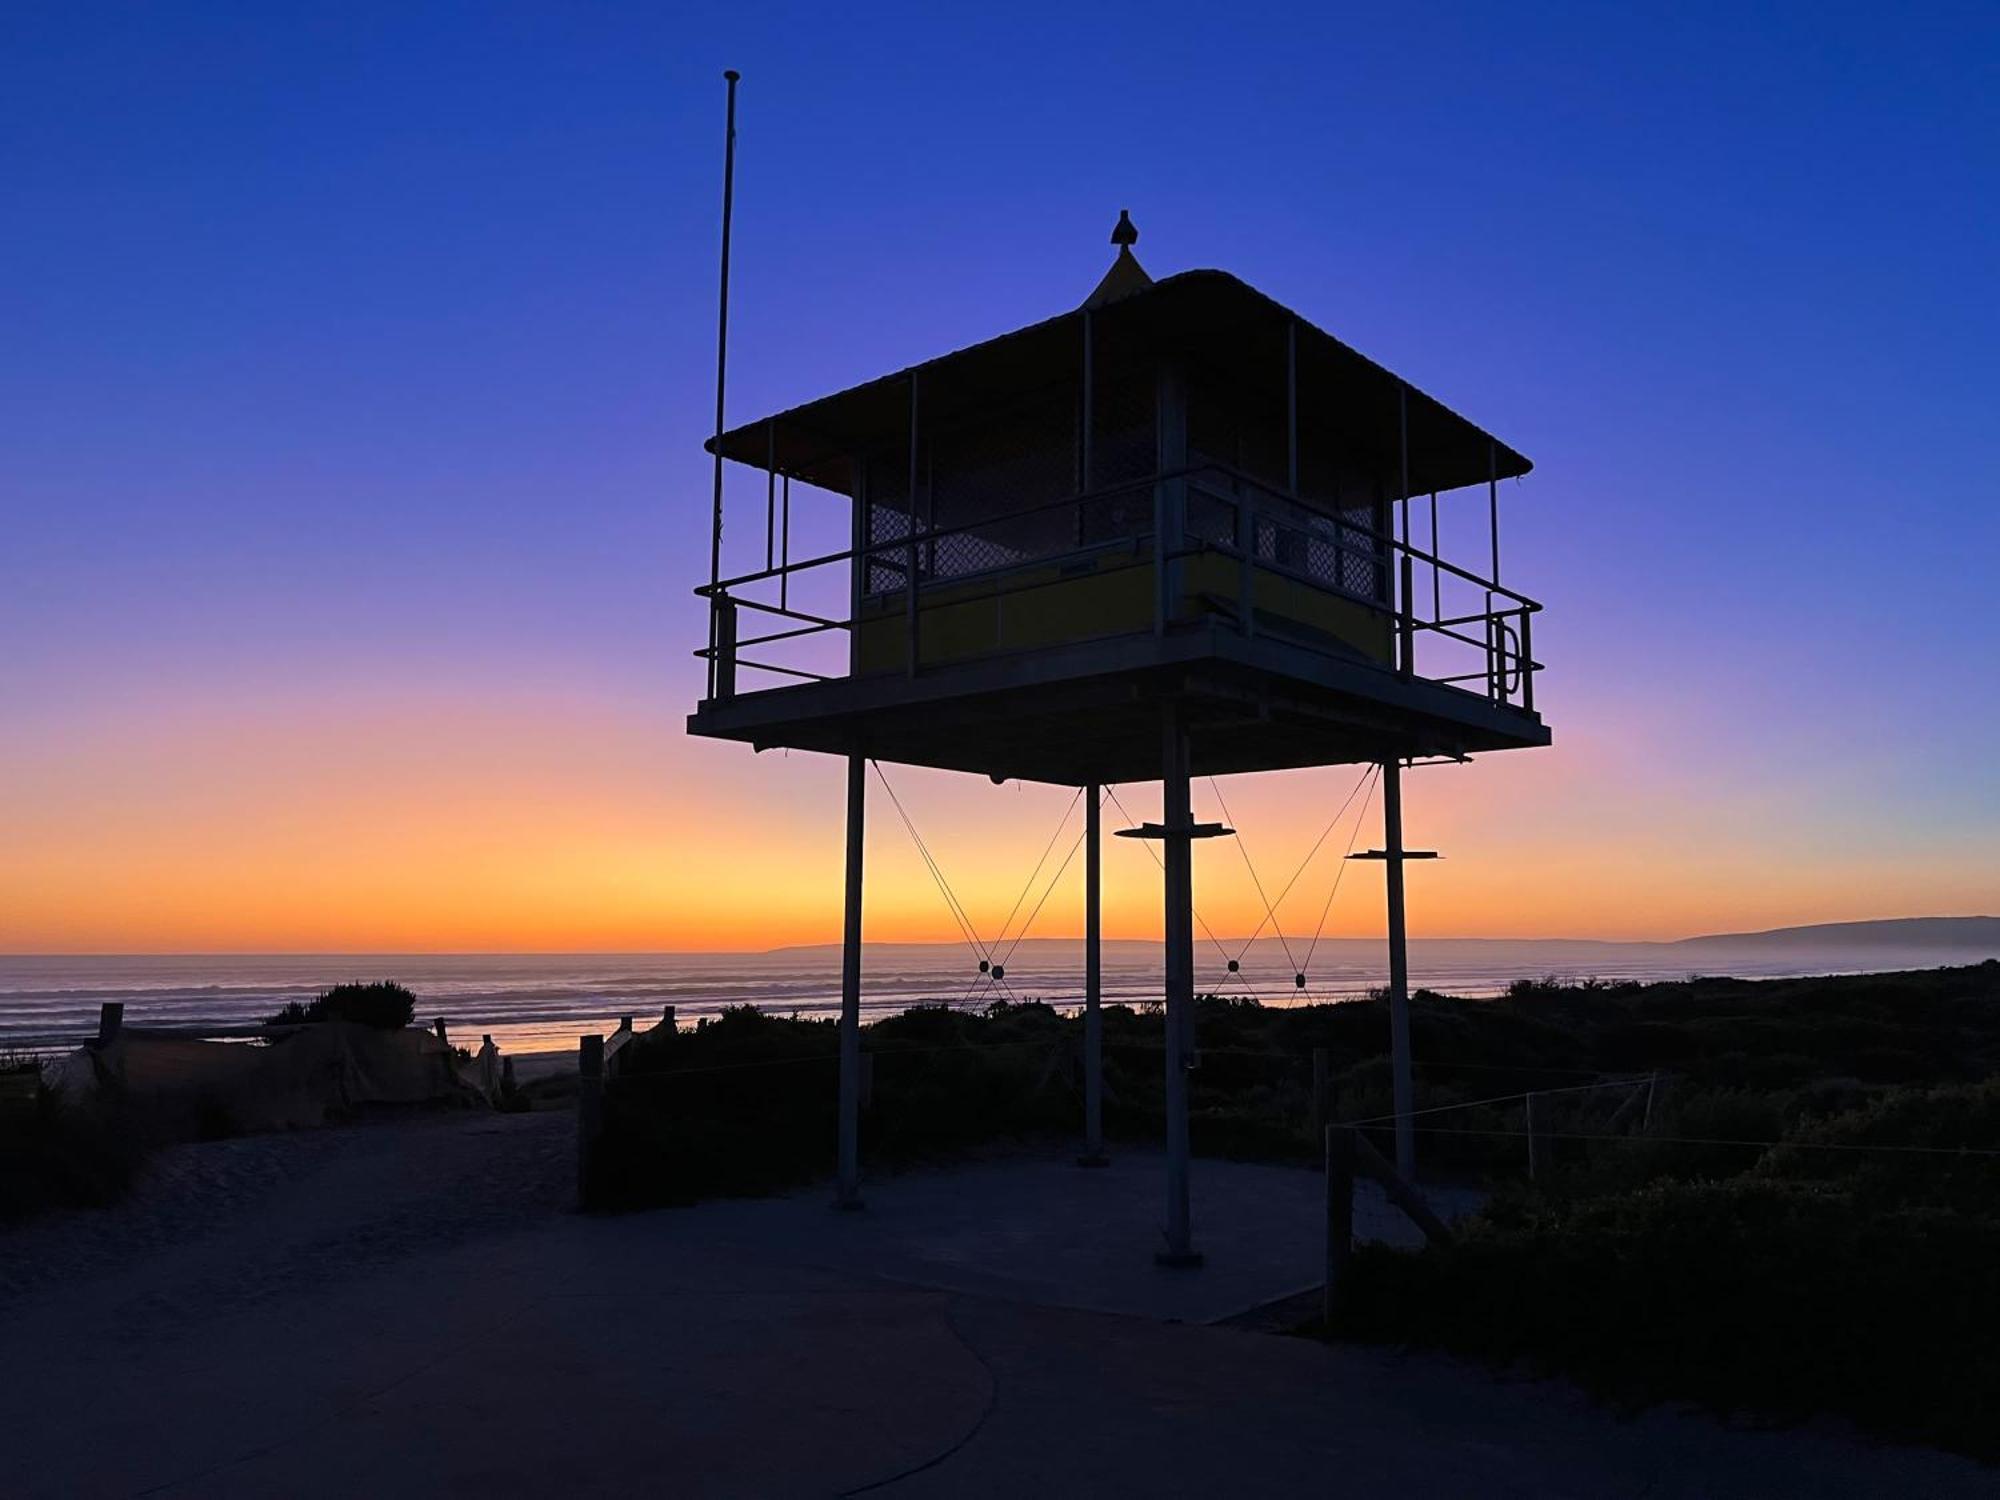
[692,445,1546,784]
[690,611,1546,785]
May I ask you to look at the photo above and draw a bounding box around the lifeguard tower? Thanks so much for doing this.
[690,203,1547,1263]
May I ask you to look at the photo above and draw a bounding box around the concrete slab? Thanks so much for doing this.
[665,1146,1482,1323]
[895,1297,1990,1500]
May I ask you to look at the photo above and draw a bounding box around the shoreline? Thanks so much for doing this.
[9,949,1992,1060]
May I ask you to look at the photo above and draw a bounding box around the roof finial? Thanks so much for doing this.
[1084,210,1152,307]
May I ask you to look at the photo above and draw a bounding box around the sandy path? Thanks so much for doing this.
[0,1107,570,1321]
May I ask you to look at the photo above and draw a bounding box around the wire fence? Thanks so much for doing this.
[582,1029,1999,1165]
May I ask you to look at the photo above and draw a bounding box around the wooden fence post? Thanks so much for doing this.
[578,1034,605,1207]
[1310,1047,1332,1138]
[96,1002,125,1048]
[1605,1075,1649,1134]
[501,1055,517,1095]
[1351,1130,1455,1245]
[433,1017,449,1047]
[661,1004,677,1033]
[1323,1125,1355,1326]
[603,1018,635,1081]
[1526,1091,1548,1181]
[479,1034,498,1092]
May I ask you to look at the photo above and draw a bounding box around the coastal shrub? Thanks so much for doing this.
[0,1085,149,1223]
[587,1000,1109,1207]
[587,1005,839,1207]
[264,980,417,1030]
[582,962,2000,1207]
[582,985,1616,1207]
[1581,1086,1797,1185]
[865,999,1075,1157]
[1319,1076,2000,1459]
[1324,1178,2000,1460]
[1755,1076,2000,1214]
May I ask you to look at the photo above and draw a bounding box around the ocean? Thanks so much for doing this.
[3,937,1981,1060]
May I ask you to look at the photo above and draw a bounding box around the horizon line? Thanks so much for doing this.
[3,916,1994,963]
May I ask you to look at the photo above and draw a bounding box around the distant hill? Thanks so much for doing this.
[1673,917,2000,952]
[766,919,2000,960]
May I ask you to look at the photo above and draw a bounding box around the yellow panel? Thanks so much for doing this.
[855,545,1155,673]
[1181,554,1394,666]
[853,544,1393,674]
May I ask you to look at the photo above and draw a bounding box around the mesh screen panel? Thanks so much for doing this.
[1337,506,1386,600]
[858,376,1163,598]
[866,503,914,595]
[1187,477,1387,605]
[929,391,1078,580]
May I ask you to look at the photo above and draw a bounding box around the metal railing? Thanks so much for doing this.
[695,463,1541,712]
[1178,465,1541,713]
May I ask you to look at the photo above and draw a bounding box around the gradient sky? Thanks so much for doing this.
[3,2,1996,953]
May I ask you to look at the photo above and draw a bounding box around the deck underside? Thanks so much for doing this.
[688,625,1548,786]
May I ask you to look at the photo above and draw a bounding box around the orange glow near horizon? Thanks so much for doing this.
[2,686,1990,955]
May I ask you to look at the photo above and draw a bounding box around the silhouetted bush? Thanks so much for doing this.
[586,1000,1101,1208]
[1329,1174,2000,1460]
[1322,1074,2000,1459]
[0,1078,150,1223]
[265,980,417,1030]
[1756,1075,2000,1214]
[587,1004,839,1206]
[585,963,2000,1208]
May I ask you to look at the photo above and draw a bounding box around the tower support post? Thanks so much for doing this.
[836,753,866,1208]
[1382,757,1415,1178]
[1079,783,1107,1166]
[1158,705,1201,1265]
[1153,362,1188,635]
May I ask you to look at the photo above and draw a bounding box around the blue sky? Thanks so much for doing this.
[2,2,1995,949]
